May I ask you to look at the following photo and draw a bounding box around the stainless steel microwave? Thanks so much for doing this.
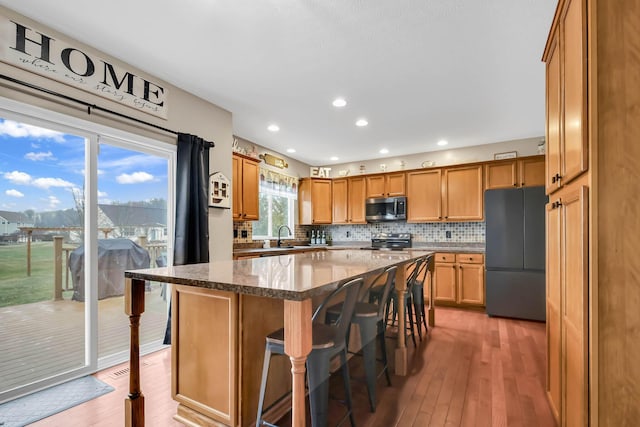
[365,196,407,222]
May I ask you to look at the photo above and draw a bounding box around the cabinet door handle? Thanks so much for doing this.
[521,182,525,186]
[513,183,517,187]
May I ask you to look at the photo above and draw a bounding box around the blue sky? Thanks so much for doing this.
[0,118,168,213]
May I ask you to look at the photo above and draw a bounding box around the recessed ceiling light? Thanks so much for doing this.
[286,148,296,153]
[332,98,347,107]
[379,148,389,154]
[267,124,280,132]
[437,140,448,146]
[356,119,368,127]
[330,156,339,161]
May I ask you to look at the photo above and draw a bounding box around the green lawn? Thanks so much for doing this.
[0,242,72,307]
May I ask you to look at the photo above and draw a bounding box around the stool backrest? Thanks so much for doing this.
[313,277,364,347]
[372,266,397,318]
[412,255,429,288]
[405,257,424,293]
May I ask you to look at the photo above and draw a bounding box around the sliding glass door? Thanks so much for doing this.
[0,99,175,403]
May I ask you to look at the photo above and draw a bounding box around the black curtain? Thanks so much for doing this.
[163,133,212,344]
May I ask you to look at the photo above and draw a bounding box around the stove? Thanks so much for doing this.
[361,233,412,250]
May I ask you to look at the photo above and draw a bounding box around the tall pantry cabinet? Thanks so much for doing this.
[543,0,640,425]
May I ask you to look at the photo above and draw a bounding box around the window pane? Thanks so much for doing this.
[0,117,87,398]
[270,195,290,236]
[253,193,269,236]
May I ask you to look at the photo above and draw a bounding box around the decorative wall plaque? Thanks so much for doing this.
[259,153,288,169]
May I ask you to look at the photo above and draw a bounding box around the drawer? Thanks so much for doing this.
[456,253,484,264]
[435,253,456,263]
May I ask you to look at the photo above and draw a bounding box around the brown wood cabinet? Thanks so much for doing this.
[433,252,485,307]
[332,176,366,224]
[484,156,545,190]
[545,0,588,194]
[406,169,442,222]
[542,1,640,425]
[232,153,260,221]
[172,286,289,427]
[365,172,405,198]
[442,165,484,221]
[407,164,483,223]
[546,186,588,425]
[298,178,332,225]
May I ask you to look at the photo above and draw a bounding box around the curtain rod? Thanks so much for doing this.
[0,73,214,147]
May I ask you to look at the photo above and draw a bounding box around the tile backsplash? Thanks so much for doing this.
[316,222,485,243]
[234,220,486,244]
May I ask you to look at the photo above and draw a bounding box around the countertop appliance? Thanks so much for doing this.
[365,196,407,222]
[360,232,412,250]
[485,186,547,321]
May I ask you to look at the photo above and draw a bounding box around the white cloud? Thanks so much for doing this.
[116,171,154,184]
[25,151,55,161]
[4,170,32,185]
[98,190,108,197]
[47,196,60,209]
[32,177,75,189]
[5,189,24,198]
[0,120,65,142]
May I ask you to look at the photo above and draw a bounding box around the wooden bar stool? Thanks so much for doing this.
[255,277,364,427]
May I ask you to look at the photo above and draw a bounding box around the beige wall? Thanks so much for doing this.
[234,136,311,178]
[323,136,543,177]
[0,6,233,260]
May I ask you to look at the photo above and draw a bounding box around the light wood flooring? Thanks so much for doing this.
[30,307,555,427]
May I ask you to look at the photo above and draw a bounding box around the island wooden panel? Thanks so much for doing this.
[172,286,238,426]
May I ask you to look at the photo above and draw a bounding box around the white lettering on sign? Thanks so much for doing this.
[0,14,169,119]
[310,167,332,178]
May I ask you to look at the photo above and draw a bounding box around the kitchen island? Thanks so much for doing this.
[123,249,434,427]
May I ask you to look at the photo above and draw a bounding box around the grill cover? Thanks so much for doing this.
[69,239,150,301]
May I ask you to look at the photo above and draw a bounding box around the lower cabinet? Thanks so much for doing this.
[434,252,485,307]
[172,286,289,427]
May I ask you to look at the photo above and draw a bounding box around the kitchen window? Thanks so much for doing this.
[252,169,298,239]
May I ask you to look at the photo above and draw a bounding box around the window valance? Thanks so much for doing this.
[259,167,298,199]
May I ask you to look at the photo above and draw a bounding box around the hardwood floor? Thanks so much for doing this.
[30,307,555,427]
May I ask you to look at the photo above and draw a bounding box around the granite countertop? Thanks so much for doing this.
[233,241,484,256]
[126,249,432,301]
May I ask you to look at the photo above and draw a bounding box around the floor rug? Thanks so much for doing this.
[0,376,114,427]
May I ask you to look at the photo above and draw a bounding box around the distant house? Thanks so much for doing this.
[0,210,34,236]
[98,204,167,242]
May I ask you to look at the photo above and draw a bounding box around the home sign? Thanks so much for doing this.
[0,13,169,119]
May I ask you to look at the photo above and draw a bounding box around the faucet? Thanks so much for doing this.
[277,225,292,247]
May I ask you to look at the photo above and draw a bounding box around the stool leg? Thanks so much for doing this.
[339,349,356,426]
[307,352,331,427]
[378,320,392,386]
[406,301,417,347]
[255,346,273,427]
[359,319,378,412]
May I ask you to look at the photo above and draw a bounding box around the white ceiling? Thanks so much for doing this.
[1,0,557,166]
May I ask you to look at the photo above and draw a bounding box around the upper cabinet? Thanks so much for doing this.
[407,169,442,221]
[485,156,545,190]
[299,178,332,225]
[545,0,588,194]
[332,177,367,224]
[232,153,260,222]
[365,172,405,198]
[443,165,484,221]
[407,164,483,222]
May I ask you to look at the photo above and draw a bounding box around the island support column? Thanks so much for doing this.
[124,278,146,427]
[284,299,312,427]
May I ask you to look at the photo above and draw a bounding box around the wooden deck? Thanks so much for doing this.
[0,283,167,395]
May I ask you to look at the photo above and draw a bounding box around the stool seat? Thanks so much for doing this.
[266,323,338,351]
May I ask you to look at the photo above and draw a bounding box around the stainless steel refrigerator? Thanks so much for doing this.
[485,186,547,321]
